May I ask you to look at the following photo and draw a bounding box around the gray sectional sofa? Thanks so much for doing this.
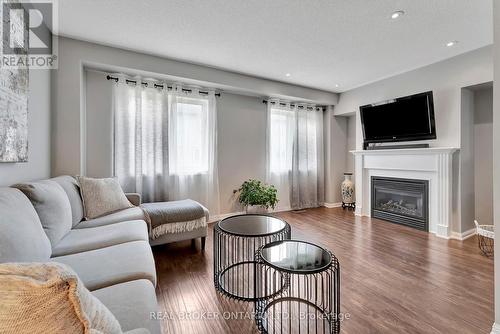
[0,176,161,334]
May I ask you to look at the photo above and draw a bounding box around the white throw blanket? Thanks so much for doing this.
[150,217,207,240]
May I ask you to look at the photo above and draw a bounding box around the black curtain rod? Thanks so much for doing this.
[107,75,221,97]
[262,100,324,111]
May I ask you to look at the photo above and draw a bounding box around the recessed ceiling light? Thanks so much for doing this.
[446,40,458,47]
[335,84,340,88]
[391,10,405,19]
[285,73,291,77]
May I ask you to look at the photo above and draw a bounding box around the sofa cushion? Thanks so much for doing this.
[13,180,73,246]
[51,240,156,290]
[0,262,122,334]
[93,279,161,334]
[0,188,52,262]
[77,176,133,220]
[52,220,149,257]
[75,207,146,229]
[51,175,84,227]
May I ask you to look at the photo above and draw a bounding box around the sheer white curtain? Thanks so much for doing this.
[167,87,220,214]
[266,101,295,210]
[113,80,220,214]
[266,99,324,210]
[113,80,169,202]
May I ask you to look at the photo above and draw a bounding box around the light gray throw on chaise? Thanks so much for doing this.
[141,199,209,243]
[142,199,206,229]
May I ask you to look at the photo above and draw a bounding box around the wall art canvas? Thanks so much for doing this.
[0,68,29,162]
[0,0,29,162]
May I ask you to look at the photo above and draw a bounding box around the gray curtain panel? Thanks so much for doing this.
[266,99,325,210]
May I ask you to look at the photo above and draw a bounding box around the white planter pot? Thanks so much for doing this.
[245,205,268,214]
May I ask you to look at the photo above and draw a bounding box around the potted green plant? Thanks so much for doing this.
[233,179,278,213]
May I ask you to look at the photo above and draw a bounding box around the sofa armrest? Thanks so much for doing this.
[126,193,142,206]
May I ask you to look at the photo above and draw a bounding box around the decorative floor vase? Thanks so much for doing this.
[341,173,356,210]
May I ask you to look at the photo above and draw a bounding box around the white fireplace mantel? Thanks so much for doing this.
[351,147,459,239]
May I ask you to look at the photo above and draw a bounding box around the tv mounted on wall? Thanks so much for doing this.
[360,91,436,149]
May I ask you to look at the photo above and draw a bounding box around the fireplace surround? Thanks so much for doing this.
[371,177,429,231]
[351,147,459,239]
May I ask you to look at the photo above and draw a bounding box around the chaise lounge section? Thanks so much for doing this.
[0,176,161,334]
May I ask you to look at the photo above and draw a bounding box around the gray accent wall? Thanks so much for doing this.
[217,93,267,213]
[85,70,113,178]
[334,46,493,235]
[85,71,268,214]
[346,115,356,180]
[52,37,338,178]
[473,87,493,226]
[323,107,347,205]
[334,46,493,149]
[459,88,476,233]
[0,69,51,186]
[458,84,493,234]
[494,1,500,328]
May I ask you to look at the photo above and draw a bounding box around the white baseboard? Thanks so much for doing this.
[491,323,500,334]
[323,202,342,208]
[450,227,476,241]
[209,211,245,223]
[209,205,327,222]
[271,206,292,213]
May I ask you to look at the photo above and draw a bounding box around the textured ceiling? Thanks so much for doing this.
[58,0,492,92]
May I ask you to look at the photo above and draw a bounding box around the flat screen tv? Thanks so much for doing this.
[360,91,436,144]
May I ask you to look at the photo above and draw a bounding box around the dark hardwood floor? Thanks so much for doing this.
[153,207,494,334]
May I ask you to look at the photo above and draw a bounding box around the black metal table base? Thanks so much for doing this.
[254,244,341,334]
[213,215,291,302]
[255,297,340,334]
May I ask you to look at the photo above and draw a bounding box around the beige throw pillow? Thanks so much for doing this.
[77,176,133,220]
[0,262,122,334]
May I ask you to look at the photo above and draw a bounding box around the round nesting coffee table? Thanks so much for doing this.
[255,240,340,334]
[213,214,291,301]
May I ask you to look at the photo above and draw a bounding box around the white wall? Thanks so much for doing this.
[0,69,51,186]
[473,87,493,225]
[52,37,338,177]
[492,2,500,329]
[334,46,493,150]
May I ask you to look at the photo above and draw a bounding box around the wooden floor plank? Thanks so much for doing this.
[153,207,494,334]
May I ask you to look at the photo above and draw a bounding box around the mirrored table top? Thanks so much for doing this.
[260,240,332,273]
[218,214,287,236]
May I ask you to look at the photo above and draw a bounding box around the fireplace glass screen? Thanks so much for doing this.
[371,177,429,231]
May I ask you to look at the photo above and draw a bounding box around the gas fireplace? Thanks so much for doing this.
[371,177,429,231]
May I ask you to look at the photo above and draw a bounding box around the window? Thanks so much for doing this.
[269,108,295,174]
[169,97,209,175]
